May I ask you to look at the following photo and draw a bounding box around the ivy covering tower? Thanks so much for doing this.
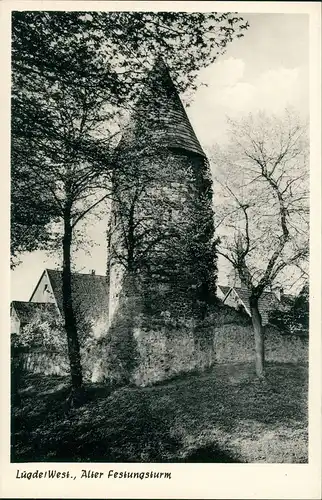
[107,58,217,326]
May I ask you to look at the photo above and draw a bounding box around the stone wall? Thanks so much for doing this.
[15,345,106,382]
[18,349,69,376]
[131,326,215,387]
[123,322,308,387]
[14,318,308,387]
[213,324,308,364]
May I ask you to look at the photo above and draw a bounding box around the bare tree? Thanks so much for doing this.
[212,109,309,377]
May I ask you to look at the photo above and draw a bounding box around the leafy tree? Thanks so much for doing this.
[213,109,309,377]
[12,15,117,400]
[292,283,309,333]
[12,10,249,261]
[10,156,54,268]
[269,283,309,336]
[11,11,248,396]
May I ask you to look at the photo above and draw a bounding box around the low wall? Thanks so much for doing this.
[213,324,308,364]
[121,323,308,387]
[131,326,215,387]
[15,347,101,382]
[14,320,308,387]
[18,349,69,376]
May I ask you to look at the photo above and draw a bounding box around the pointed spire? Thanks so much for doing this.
[124,56,206,158]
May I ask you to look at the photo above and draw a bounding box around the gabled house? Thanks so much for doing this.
[11,269,109,337]
[217,284,290,326]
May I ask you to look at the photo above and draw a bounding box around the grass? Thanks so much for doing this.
[11,362,308,463]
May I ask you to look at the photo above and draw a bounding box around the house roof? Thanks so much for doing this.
[230,287,280,325]
[217,285,231,298]
[46,269,109,325]
[120,57,206,159]
[11,301,58,326]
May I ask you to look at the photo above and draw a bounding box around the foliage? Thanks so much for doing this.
[10,161,54,268]
[11,11,249,260]
[12,11,118,390]
[293,284,309,332]
[269,284,309,336]
[12,310,67,352]
[11,10,248,266]
[12,13,116,237]
[12,12,248,91]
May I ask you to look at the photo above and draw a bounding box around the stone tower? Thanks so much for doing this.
[107,58,216,325]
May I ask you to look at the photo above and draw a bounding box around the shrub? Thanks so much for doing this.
[269,285,309,337]
[14,310,67,352]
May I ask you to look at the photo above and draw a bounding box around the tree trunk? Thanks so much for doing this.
[62,211,83,397]
[249,296,265,378]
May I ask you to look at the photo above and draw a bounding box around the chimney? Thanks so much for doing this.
[275,285,284,301]
[91,269,96,276]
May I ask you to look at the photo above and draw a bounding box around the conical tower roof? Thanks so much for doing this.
[121,57,206,159]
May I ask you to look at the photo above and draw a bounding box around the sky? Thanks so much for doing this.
[11,13,309,301]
